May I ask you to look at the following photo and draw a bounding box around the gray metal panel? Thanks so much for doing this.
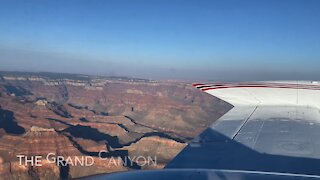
[235,106,320,159]
[166,106,320,176]
[207,106,256,139]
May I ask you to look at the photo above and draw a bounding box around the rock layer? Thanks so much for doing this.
[0,72,232,179]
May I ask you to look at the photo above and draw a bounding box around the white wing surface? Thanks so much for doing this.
[167,81,320,176]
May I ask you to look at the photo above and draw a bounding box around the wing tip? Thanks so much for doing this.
[192,83,205,87]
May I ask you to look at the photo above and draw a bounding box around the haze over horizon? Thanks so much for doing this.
[1,0,320,81]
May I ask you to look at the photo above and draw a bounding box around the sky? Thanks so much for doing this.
[1,0,320,81]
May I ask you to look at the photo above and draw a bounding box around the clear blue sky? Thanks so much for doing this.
[1,0,320,80]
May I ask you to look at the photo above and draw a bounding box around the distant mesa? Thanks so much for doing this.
[30,126,55,132]
[34,99,48,106]
[126,89,143,95]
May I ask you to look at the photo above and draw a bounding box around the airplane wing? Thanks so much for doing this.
[86,81,320,179]
[166,81,320,176]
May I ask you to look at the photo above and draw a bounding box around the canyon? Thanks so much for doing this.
[0,71,232,179]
